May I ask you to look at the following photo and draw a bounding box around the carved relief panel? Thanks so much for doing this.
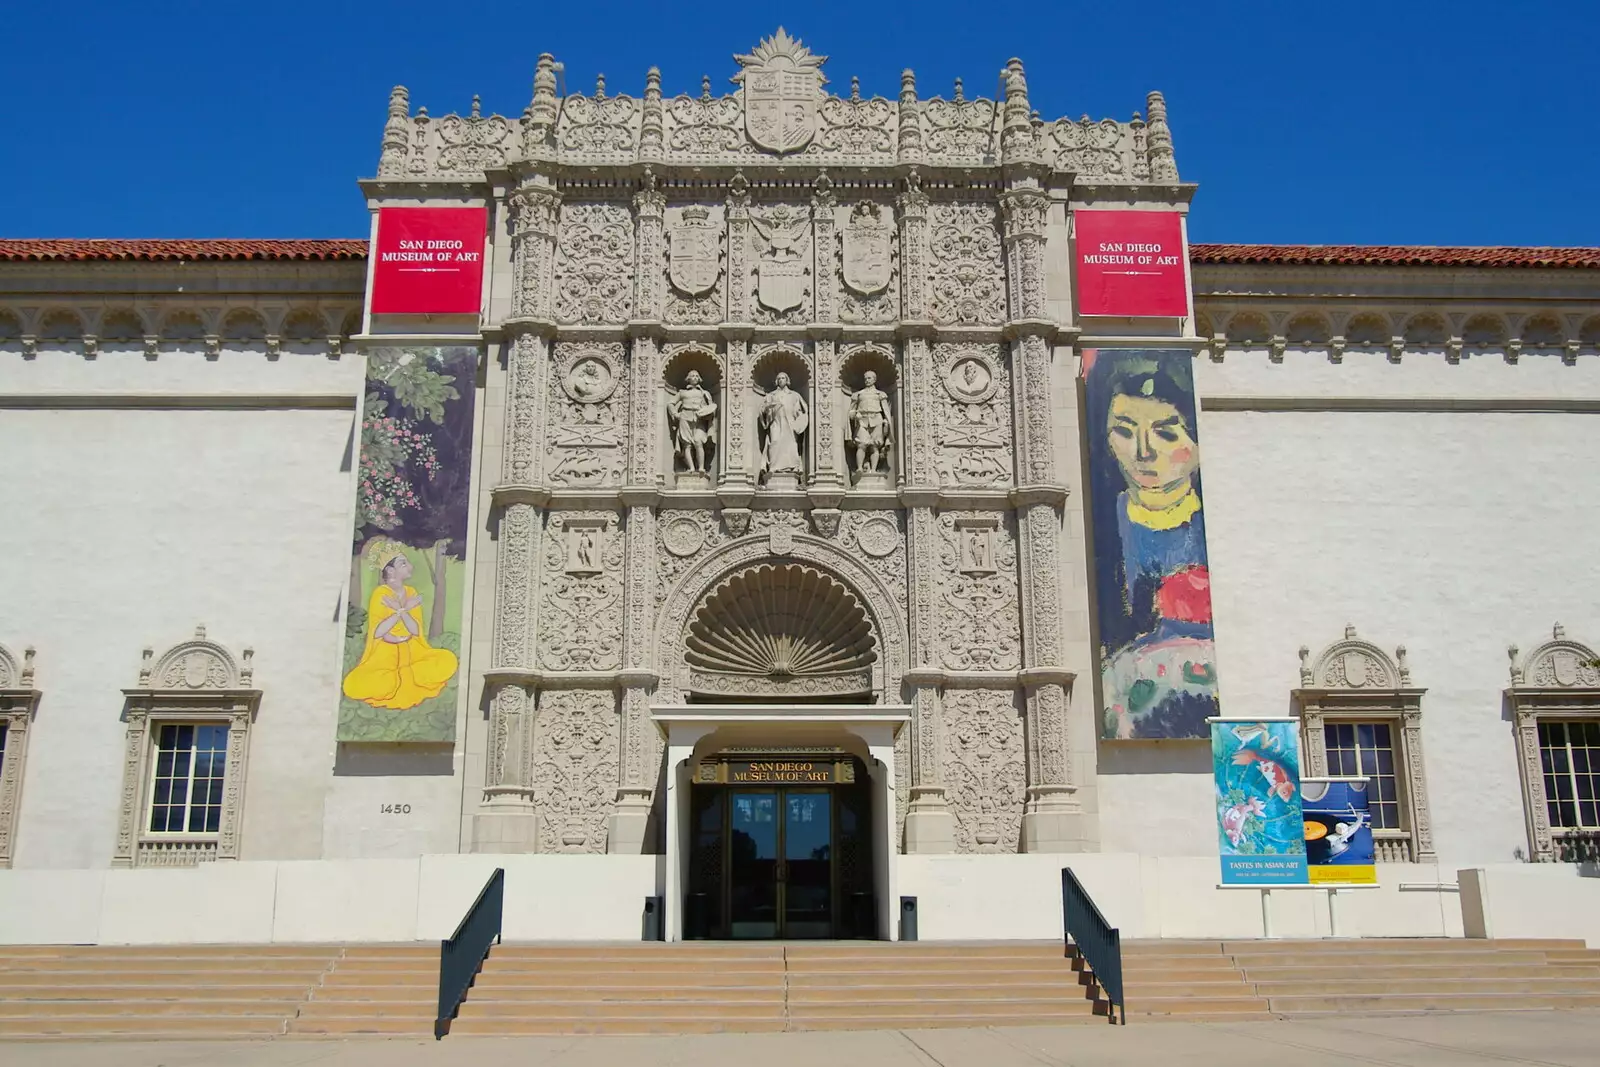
[931,342,1014,488]
[546,342,628,487]
[539,513,625,671]
[943,688,1027,852]
[927,202,1005,325]
[553,202,635,324]
[748,204,813,326]
[838,510,908,615]
[664,204,726,324]
[935,513,1021,671]
[837,200,899,324]
[531,689,620,853]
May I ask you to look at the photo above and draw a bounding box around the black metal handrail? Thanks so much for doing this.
[1062,867,1124,1024]
[435,867,504,1039]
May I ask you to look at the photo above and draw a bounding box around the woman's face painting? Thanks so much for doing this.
[1107,392,1199,494]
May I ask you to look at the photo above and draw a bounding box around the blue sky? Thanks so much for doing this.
[4,1,1596,245]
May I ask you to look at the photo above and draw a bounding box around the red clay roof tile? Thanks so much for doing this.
[1188,244,1600,269]
[0,239,367,262]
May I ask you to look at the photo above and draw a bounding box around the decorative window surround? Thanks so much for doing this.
[114,626,259,868]
[1506,623,1600,863]
[0,644,40,869]
[1293,625,1435,864]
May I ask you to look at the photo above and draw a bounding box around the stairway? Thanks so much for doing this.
[447,942,1099,1034]
[1118,938,1600,1020]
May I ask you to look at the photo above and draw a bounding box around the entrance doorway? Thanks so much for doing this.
[684,769,875,939]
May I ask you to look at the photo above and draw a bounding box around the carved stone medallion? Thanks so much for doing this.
[855,517,898,558]
[945,357,996,403]
[733,30,826,154]
[841,201,892,295]
[770,526,794,556]
[563,356,617,403]
[661,515,707,557]
[668,206,720,297]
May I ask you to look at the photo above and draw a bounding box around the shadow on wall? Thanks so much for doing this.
[1097,740,1210,776]
[334,742,455,777]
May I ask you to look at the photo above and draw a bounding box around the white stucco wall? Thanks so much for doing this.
[1097,345,1600,866]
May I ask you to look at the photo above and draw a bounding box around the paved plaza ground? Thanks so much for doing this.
[0,1012,1596,1067]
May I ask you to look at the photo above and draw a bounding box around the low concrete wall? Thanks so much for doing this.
[2,854,1593,945]
[1459,865,1600,947]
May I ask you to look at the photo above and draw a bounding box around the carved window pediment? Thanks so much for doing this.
[0,642,40,869]
[115,627,260,868]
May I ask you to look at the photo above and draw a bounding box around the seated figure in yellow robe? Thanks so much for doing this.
[343,544,457,710]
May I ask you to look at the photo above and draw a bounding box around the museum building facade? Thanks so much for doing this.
[2,31,1600,943]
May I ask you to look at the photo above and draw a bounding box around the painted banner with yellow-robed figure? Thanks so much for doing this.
[338,345,479,742]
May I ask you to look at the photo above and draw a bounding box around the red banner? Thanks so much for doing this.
[1074,210,1189,317]
[369,207,487,315]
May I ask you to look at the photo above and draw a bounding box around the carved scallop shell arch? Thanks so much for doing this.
[139,626,254,691]
[1509,624,1600,689]
[1299,626,1404,690]
[656,532,908,704]
[686,564,876,698]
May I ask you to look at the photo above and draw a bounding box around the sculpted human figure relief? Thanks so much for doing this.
[757,371,809,487]
[848,370,893,483]
[668,369,718,478]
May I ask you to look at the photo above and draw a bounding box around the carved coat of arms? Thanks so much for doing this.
[668,205,720,297]
[749,205,811,314]
[842,201,892,295]
[733,28,826,154]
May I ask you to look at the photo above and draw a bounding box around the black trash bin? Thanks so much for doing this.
[641,896,663,941]
[684,891,712,940]
[899,895,918,941]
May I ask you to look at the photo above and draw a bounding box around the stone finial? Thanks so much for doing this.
[1344,623,1357,639]
[594,73,607,100]
[377,85,411,178]
[897,69,924,162]
[849,75,861,102]
[1396,645,1411,686]
[701,74,713,101]
[953,77,965,103]
[1554,622,1567,640]
[639,67,664,162]
[1508,643,1523,685]
[195,624,208,640]
[241,647,255,687]
[138,647,154,687]
[470,94,482,118]
[523,54,560,157]
[19,647,35,689]
[1145,90,1178,182]
[1298,645,1313,686]
[1001,58,1035,164]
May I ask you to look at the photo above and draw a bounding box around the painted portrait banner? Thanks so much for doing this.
[1083,348,1219,740]
[338,345,480,743]
[1302,777,1378,885]
[1212,718,1307,885]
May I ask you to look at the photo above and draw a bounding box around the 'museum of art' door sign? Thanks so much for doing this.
[369,206,488,315]
[1083,348,1219,739]
[338,345,480,742]
[1211,719,1307,885]
[1073,210,1188,318]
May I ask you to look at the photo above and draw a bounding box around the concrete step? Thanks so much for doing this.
[787,1012,1104,1030]
[455,1000,785,1020]
[1126,996,1274,1016]
[0,959,334,974]
[469,987,786,1004]
[1227,950,1558,968]
[472,960,787,976]
[1253,977,1600,996]
[786,971,1077,988]
[0,999,301,1018]
[0,945,339,958]
[287,1016,435,1036]
[0,1015,289,1036]
[0,984,314,1001]
[295,1000,433,1020]
[493,944,784,959]
[1235,963,1600,981]
[788,987,1084,1005]
[307,989,435,1004]
[1122,981,1257,998]
[1270,992,1600,1013]
[466,971,786,989]
[447,1016,790,1035]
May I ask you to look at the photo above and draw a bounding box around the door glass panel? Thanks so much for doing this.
[783,791,832,938]
[728,792,778,938]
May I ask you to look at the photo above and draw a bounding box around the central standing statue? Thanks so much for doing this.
[757,371,808,485]
[848,370,893,480]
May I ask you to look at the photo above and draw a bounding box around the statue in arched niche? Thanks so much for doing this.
[757,371,808,487]
[848,370,893,482]
[668,369,717,478]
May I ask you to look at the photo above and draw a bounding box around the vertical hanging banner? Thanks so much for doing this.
[1083,348,1218,740]
[369,206,487,315]
[1302,777,1378,885]
[338,345,480,743]
[1212,718,1307,885]
[1074,210,1189,317]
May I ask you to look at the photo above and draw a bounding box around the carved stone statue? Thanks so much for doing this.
[757,372,809,487]
[848,370,893,481]
[668,369,717,476]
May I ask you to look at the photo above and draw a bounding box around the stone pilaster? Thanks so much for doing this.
[903,502,955,851]
[626,334,660,487]
[811,176,838,325]
[612,503,658,853]
[508,181,560,320]
[720,335,751,493]
[632,180,666,322]
[897,177,930,323]
[810,335,842,490]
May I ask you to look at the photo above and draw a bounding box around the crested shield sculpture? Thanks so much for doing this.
[733,28,826,154]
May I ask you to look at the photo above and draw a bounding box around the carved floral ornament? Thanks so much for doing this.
[136,626,254,693]
[1298,624,1410,690]
[371,30,1179,176]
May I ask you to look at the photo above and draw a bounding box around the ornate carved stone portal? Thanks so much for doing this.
[430,26,1181,856]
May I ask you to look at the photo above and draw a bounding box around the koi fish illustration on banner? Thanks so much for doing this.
[1083,348,1219,739]
[1212,718,1307,885]
[338,345,479,743]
